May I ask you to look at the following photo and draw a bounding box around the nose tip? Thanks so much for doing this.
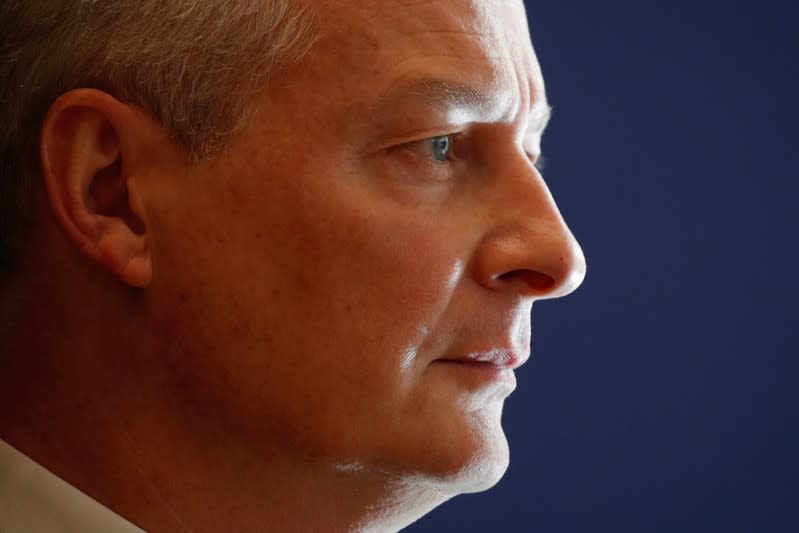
[474,163,587,300]
[548,236,587,298]
[486,226,586,299]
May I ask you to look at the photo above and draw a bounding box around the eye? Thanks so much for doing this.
[428,135,452,162]
[404,134,455,163]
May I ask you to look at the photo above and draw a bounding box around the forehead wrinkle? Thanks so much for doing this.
[314,0,542,129]
[370,44,520,123]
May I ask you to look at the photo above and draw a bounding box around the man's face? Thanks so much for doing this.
[144,0,585,491]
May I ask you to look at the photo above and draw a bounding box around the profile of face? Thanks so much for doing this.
[140,0,585,494]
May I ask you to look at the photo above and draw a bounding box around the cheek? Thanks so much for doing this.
[277,186,463,366]
[147,159,471,458]
[273,201,473,459]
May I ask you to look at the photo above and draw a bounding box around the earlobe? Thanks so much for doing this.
[94,215,152,289]
[40,89,153,288]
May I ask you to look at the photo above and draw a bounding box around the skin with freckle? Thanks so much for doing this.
[147,0,576,483]
[0,1,585,531]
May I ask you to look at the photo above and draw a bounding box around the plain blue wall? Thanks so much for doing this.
[408,1,799,531]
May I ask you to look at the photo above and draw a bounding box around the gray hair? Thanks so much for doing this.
[0,0,318,274]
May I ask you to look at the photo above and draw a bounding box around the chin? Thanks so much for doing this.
[423,414,512,495]
[366,395,514,495]
[453,434,511,494]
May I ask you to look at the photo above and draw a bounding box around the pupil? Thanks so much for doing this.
[433,136,450,161]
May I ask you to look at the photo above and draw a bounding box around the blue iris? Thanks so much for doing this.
[430,135,451,162]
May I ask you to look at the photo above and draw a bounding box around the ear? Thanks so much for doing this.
[40,89,154,288]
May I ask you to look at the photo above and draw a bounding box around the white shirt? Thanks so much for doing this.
[0,439,147,532]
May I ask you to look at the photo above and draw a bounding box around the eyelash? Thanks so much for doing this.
[401,134,459,163]
[399,134,546,175]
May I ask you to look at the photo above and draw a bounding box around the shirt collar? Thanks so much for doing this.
[0,438,147,532]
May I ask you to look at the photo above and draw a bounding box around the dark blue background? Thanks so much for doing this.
[409,1,799,531]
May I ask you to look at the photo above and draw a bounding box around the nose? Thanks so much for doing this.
[473,156,586,300]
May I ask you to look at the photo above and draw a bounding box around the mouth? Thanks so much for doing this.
[437,347,529,371]
[432,348,528,388]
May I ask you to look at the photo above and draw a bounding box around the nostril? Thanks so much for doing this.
[498,270,555,293]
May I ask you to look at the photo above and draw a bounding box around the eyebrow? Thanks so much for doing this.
[373,78,497,112]
[371,77,552,132]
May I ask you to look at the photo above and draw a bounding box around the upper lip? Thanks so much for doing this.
[438,347,529,370]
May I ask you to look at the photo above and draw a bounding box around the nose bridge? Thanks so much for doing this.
[477,155,586,299]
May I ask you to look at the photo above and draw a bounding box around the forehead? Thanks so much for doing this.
[309,0,544,112]
[319,0,529,48]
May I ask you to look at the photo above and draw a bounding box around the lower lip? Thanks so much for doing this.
[434,360,517,387]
